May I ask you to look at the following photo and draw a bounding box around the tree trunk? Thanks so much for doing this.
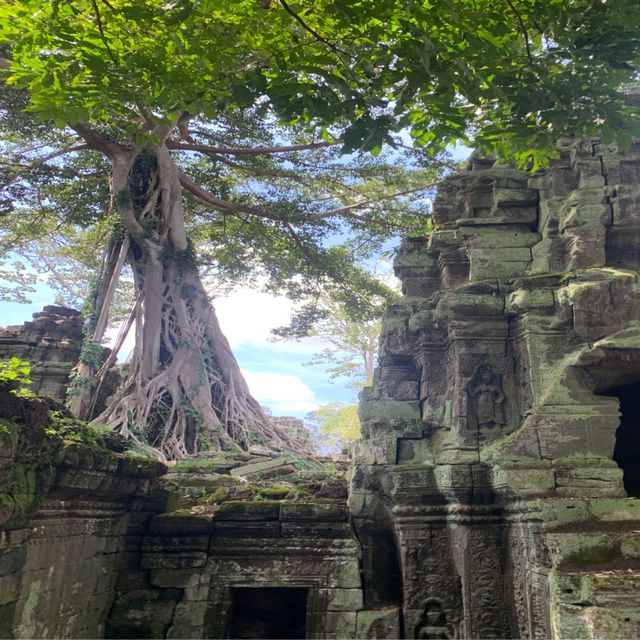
[68,235,128,419]
[91,146,296,459]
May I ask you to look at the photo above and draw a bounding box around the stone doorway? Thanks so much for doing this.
[228,587,309,639]
[602,382,640,498]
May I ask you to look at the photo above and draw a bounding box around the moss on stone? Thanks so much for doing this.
[214,500,280,520]
[258,485,293,500]
[561,542,617,569]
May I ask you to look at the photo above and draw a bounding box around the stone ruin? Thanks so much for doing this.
[354,138,640,638]
[1,138,640,638]
[0,305,84,400]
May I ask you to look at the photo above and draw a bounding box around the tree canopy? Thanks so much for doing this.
[1,0,639,458]
[2,1,640,163]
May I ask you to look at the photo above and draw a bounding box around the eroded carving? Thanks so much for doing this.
[467,364,506,430]
[416,599,457,639]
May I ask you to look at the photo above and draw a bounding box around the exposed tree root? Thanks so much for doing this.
[89,146,303,459]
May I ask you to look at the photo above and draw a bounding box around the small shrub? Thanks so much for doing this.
[0,357,33,396]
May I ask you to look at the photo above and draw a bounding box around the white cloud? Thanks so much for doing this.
[213,288,326,355]
[214,289,295,348]
[241,369,319,416]
[104,322,136,360]
[102,287,327,365]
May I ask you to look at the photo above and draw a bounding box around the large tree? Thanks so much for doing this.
[1,0,639,458]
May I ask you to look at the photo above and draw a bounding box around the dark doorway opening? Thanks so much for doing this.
[601,383,640,497]
[228,587,308,639]
[359,528,403,608]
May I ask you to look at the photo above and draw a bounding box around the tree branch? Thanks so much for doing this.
[32,144,89,166]
[90,0,118,64]
[0,144,91,191]
[70,121,122,157]
[35,247,78,298]
[279,0,349,56]
[322,183,437,218]
[178,170,284,222]
[325,208,407,229]
[505,0,534,64]
[167,139,338,156]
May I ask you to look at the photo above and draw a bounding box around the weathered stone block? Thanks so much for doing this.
[140,552,207,569]
[213,501,280,521]
[620,535,640,559]
[506,287,555,312]
[229,455,292,477]
[150,570,203,590]
[167,622,204,639]
[172,600,208,626]
[327,560,362,589]
[148,513,213,535]
[141,535,210,552]
[549,534,616,568]
[356,607,401,639]
[107,599,177,639]
[359,400,421,425]
[310,611,357,638]
[212,521,281,538]
[0,571,20,606]
[280,502,348,522]
[319,588,364,611]
[492,467,556,495]
[280,521,352,539]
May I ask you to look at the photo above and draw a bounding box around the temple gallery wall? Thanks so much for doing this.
[2,138,640,639]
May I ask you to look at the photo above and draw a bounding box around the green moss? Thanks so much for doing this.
[206,487,230,503]
[257,485,292,500]
[214,500,280,520]
[0,418,14,433]
[46,410,131,453]
[562,543,617,568]
[21,579,42,635]
[0,493,16,526]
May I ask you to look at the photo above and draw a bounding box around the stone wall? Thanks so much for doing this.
[105,502,366,639]
[0,390,166,639]
[0,305,84,400]
[352,139,640,639]
[270,416,317,455]
[0,387,369,639]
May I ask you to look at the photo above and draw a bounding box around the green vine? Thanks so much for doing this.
[129,152,157,210]
[160,237,198,276]
[79,340,104,368]
[66,374,95,397]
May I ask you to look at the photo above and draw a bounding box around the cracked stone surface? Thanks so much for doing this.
[352,139,640,639]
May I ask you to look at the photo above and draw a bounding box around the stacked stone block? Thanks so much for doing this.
[353,139,640,638]
[0,305,84,400]
[106,501,370,639]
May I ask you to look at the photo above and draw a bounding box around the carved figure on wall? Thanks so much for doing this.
[467,365,505,429]
[415,599,456,639]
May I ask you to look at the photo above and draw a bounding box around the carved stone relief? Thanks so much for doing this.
[415,599,458,639]
[354,140,640,639]
[467,364,506,432]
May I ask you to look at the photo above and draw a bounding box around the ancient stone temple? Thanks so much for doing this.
[353,138,640,639]
[2,138,640,639]
[0,305,84,400]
